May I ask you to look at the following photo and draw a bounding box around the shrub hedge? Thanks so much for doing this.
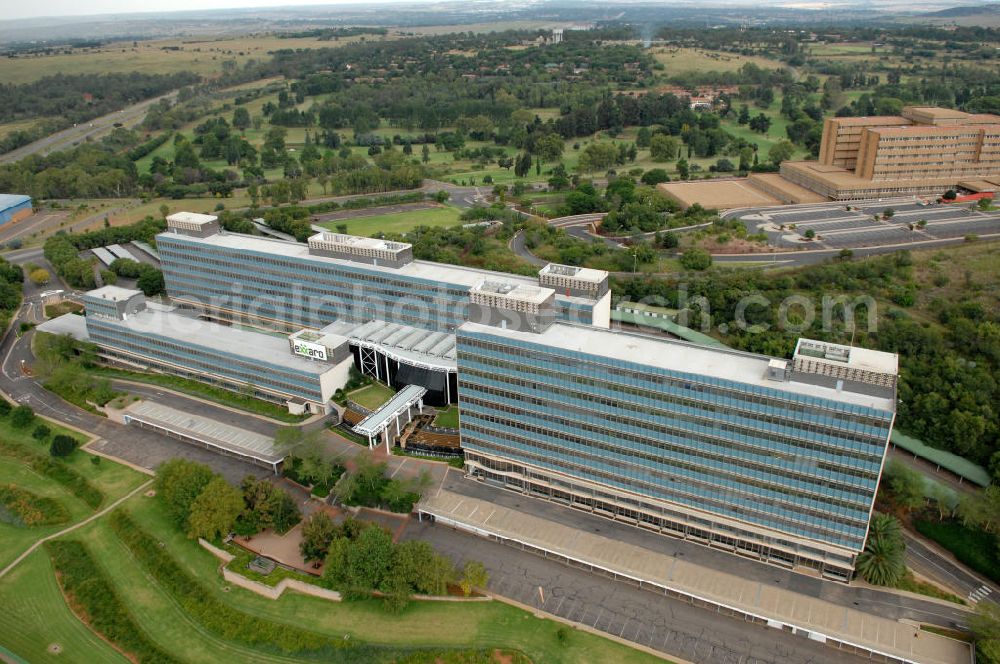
[0,484,70,526]
[0,438,102,509]
[45,540,183,664]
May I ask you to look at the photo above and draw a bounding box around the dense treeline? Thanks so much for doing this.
[614,250,1000,465]
[0,129,141,199]
[0,71,200,155]
[0,255,22,331]
[0,72,200,125]
[43,216,165,289]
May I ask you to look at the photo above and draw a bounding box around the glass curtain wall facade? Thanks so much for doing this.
[456,326,895,580]
[157,233,594,333]
[87,318,328,404]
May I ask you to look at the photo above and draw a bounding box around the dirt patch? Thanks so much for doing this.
[698,237,786,254]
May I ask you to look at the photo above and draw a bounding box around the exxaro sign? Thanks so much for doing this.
[293,340,327,361]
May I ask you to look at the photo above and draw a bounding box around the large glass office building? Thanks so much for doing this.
[57,285,354,413]
[48,212,899,580]
[156,220,610,334]
[456,319,897,581]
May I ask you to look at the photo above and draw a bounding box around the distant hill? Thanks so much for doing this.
[922,3,1000,17]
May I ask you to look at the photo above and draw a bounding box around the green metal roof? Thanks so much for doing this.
[891,430,991,487]
[610,309,730,349]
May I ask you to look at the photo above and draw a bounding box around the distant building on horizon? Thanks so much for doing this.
[0,194,32,227]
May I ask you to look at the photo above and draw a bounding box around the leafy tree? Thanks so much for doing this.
[300,512,338,563]
[32,424,51,441]
[884,460,924,512]
[49,434,77,457]
[10,405,35,428]
[267,488,301,534]
[514,152,532,178]
[187,477,244,540]
[28,268,50,285]
[232,107,251,132]
[768,140,795,165]
[532,133,564,163]
[676,158,689,180]
[641,168,669,185]
[577,142,618,174]
[748,113,772,134]
[136,266,165,296]
[395,540,453,596]
[155,459,215,529]
[460,560,489,597]
[649,135,681,162]
[679,248,711,271]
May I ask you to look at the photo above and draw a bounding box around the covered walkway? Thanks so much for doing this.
[353,384,427,450]
[122,400,284,473]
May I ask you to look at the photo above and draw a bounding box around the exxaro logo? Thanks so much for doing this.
[293,340,327,361]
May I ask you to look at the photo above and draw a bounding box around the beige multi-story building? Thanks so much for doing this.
[782,106,1000,200]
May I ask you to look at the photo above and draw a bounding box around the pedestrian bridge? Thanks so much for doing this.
[352,383,427,449]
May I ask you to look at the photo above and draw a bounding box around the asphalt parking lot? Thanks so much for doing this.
[405,519,861,664]
[738,200,1000,249]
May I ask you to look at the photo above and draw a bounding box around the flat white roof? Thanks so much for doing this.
[540,263,608,284]
[794,338,898,375]
[160,232,596,304]
[37,313,89,340]
[85,285,142,302]
[472,280,554,305]
[311,232,410,252]
[166,211,218,226]
[460,322,896,412]
[100,306,339,376]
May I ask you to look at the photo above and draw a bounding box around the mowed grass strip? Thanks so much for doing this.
[0,550,127,663]
[46,539,183,664]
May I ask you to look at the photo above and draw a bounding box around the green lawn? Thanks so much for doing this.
[433,405,460,429]
[0,457,87,570]
[318,206,463,237]
[347,382,396,411]
[0,550,127,663]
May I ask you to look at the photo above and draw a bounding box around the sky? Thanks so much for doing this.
[4,0,411,21]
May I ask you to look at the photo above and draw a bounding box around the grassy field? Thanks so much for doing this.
[348,382,396,411]
[652,47,782,74]
[2,35,367,84]
[434,405,460,429]
[0,417,147,568]
[0,482,668,664]
[0,118,46,139]
[0,550,128,663]
[318,205,463,237]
